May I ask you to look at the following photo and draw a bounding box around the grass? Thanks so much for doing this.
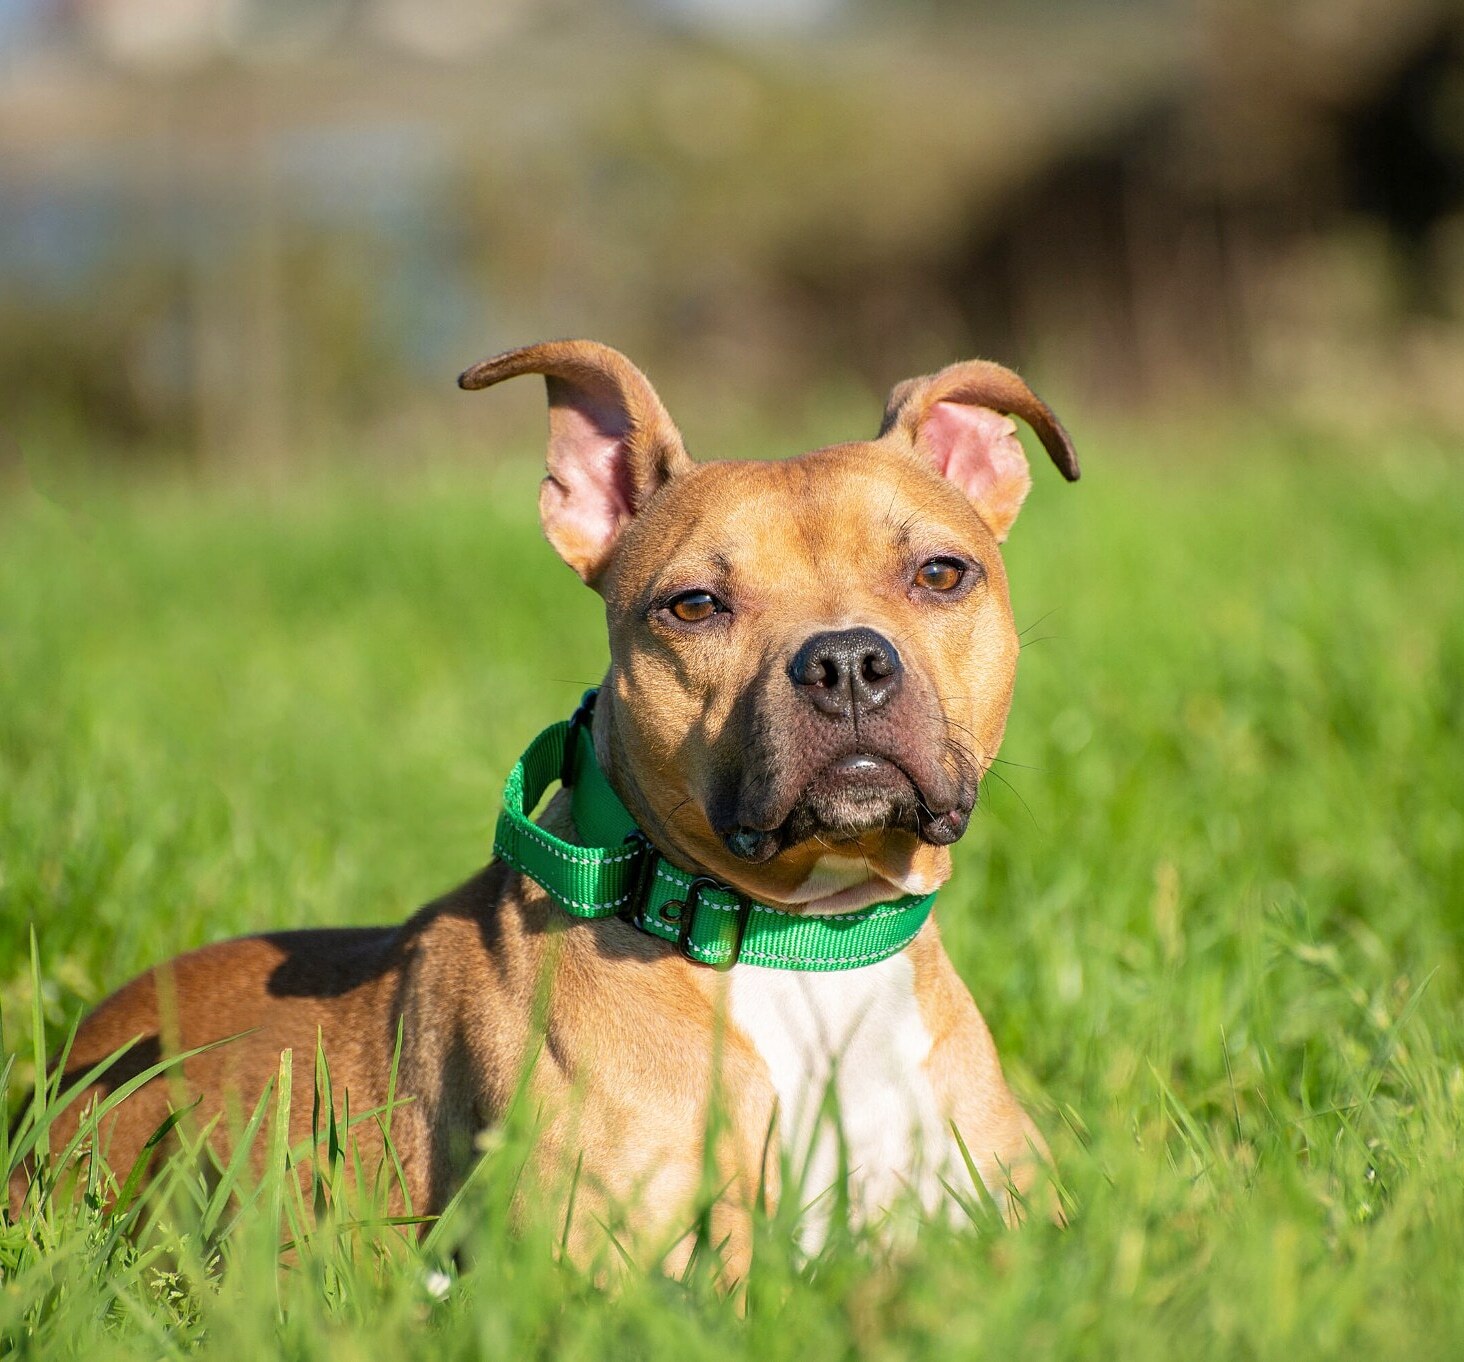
[2,426,1463,1358]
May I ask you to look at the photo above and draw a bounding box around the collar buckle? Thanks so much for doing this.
[664,875,753,971]
[619,842,751,969]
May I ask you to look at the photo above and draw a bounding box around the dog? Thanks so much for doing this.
[12,340,1079,1272]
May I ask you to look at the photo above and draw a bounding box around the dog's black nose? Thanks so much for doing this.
[789,628,903,720]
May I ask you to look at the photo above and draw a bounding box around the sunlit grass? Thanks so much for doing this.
[3,429,1462,1358]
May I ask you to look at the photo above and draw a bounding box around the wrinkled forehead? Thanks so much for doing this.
[606,444,991,609]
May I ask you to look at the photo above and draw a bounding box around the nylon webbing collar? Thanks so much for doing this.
[492,691,937,971]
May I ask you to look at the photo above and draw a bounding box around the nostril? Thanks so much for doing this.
[796,655,840,689]
[862,651,894,683]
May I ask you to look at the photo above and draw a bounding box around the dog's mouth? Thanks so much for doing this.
[718,752,972,864]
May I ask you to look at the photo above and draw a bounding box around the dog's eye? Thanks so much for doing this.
[915,558,966,592]
[666,591,722,623]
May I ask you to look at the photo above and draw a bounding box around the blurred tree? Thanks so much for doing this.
[1,0,1461,459]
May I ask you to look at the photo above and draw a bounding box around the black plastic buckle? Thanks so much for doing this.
[620,830,657,931]
[657,875,753,971]
[560,688,599,788]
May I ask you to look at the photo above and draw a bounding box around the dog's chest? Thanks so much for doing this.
[727,953,958,1241]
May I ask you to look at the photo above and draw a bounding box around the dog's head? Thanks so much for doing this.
[461,340,1078,912]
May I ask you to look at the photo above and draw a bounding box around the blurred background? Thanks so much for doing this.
[3,0,1464,475]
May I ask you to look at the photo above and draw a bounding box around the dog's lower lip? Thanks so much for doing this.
[725,758,971,853]
[723,827,782,862]
[918,807,970,846]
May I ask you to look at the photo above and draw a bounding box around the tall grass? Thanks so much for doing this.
[2,429,1462,1358]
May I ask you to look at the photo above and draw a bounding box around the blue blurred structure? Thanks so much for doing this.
[2,0,1462,463]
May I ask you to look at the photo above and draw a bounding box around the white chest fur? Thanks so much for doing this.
[727,952,964,1246]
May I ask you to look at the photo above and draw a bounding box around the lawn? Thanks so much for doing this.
[2,426,1462,1359]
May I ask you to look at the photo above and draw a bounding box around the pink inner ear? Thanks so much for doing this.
[540,381,637,578]
[921,400,1032,540]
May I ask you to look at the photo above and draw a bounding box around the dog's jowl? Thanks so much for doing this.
[15,340,1079,1271]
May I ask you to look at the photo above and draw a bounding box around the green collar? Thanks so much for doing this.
[493,691,938,971]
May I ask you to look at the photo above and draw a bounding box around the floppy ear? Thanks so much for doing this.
[459,340,693,582]
[878,360,1079,541]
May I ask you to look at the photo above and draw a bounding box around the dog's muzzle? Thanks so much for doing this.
[712,625,977,861]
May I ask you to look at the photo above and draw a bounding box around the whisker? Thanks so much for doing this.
[940,714,1046,774]
[1018,608,1061,639]
[975,761,1039,829]
[643,796,695,849]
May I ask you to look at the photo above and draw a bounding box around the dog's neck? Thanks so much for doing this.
[589,688,944,916]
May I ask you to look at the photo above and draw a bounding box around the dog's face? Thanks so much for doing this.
[461,341,1078,911]
[599,448,1017,909]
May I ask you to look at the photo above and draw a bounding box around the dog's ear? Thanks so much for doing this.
[878,360,1079,541]
[459,340,692,582]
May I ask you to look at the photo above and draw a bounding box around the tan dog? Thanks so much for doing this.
[13,341,1079,1270]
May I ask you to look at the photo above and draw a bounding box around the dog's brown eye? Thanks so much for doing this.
[667,591,721,623]
[916,559,965,592]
